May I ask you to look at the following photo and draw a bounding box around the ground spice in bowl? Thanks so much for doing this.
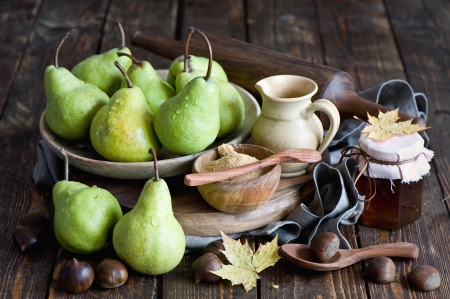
[201,144,266,181]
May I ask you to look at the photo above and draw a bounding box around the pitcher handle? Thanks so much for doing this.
[305,99,340,154]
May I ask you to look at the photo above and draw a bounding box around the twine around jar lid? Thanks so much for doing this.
[339,132,433,203]
[353,132,433,183]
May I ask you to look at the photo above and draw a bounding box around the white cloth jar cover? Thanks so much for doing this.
[356,132,434,183]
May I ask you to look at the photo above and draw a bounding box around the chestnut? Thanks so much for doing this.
[58,258,94,293]
[407,265,441,291]
[20,206,51,228]
[364,256,396,283]
[95,258,128,288]
[12,225,43,251]
[192,253,223,283]
[203,239,229,264]
[309,232,340,263]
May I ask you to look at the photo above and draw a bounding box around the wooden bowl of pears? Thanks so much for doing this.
[40,27,261,180]
[191,144,282,214]
[40,70,260,180]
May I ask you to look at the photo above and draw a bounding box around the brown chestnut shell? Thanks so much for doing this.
[95,258,128,288]
[364,256,396,284]
[192,253,223,283]
[58,258,94,293]
[203,239,228,264]
[407,265,441,291]
[12,224,43,251]
[309,232,340,263]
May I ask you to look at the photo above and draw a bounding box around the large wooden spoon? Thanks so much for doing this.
[184,148,322,186]
[280,242,419,271]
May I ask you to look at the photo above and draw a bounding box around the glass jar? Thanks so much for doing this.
[355,169,424,229]
[349,132,433,230]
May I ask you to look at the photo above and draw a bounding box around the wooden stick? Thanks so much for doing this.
[131,31,426,128]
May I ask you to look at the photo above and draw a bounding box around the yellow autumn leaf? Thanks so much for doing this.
[361,108,427,140]
[210,231,281,293]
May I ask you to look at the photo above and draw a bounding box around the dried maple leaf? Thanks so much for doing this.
[360,108,427,140]
[210,231,281,293]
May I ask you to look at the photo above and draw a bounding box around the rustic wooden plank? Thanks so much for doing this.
[317,0,407,91]
[386,0,450,199]
[180,0,246,40]
[100,0,179,69]
[0,0,40,115]
[0,0,111,298]
[247,0,323,64]
[246,1,367,297]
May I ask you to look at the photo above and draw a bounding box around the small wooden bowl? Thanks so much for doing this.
[192,144,282,214]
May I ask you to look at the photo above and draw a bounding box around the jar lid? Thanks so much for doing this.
[356,132,434,182]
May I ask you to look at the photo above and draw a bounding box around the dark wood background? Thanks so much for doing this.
[1,0,449,298]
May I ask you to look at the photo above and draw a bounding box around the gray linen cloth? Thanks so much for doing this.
[33,79,428,251]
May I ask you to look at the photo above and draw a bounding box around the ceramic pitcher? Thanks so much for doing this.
[251,75,340,177]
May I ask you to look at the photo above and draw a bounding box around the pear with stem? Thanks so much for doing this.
[117,52,175,114]
[154,27,220,155]
[53,148,123,254]
[72,22,132,97]
[175,28,245,138]
[44,30,109,142]
[90,61,161,162]
[113,148,185,275]
[166,29,228,88]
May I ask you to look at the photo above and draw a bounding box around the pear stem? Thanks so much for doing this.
[183,28,195,73]
[191,27,213,81]
[149,148,159,181]
[54,30,74,69]
[59,148,69,181]
[117,52,140,64]
[114,61,132,88]
[116,22,126,49]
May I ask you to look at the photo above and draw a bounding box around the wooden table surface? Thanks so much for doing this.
[1,0,450,298]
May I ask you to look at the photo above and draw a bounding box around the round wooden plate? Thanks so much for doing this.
[40,70,261,179]
[73,168,315,236]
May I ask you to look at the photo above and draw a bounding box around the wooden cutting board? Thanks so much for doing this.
[73,169,316,236]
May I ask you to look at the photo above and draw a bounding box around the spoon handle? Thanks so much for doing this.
[184,159,281,186]
[185,148,322,186]
[351,242,419,261]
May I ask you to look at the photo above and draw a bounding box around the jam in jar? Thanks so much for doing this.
[347,132,433,230]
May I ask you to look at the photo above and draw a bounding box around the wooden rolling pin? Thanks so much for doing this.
[131,31,425,128]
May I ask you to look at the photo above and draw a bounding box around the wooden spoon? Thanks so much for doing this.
[280,242,419,271]
[184,148,322,186]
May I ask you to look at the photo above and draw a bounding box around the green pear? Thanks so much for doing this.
[44,30,109,142]
[155,28,221,155]
[176,69,245,138]
[113,149,185,275]
[72,23,132,97]
[118,52,175,114]
[90,62,161,162]
[53,148,123,254]
[167,55,228,88]
[155,76,220,155]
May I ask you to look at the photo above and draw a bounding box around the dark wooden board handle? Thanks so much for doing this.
[131,31,425,128]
